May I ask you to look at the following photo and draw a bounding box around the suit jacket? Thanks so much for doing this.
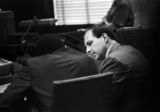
[0,48,98,112]
[98,45,149,112]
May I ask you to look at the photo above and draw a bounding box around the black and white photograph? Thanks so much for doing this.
[0,0,159,112]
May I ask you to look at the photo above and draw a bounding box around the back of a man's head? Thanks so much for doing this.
[35,34,64,56]
[85,24,116,40]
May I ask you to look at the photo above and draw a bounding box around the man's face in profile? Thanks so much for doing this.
[84,30,107,60]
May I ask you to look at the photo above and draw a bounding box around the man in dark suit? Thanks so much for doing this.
[0,34,98,112]
[84,24,149,112]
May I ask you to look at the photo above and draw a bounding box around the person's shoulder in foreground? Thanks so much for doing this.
[28,46,98,78]
[0,34,98,112]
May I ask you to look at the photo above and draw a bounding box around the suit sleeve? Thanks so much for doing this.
[0,66,31,112]
[98,57,132,83]
[98,57,130,72]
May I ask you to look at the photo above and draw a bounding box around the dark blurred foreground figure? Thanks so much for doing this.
[0,34,98,112]
[84,24,149,112]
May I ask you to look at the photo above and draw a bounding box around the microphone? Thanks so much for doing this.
[49,18,58,27]
[21,16,37,44]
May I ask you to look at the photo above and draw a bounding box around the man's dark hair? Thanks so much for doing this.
[35,34,64,56]
[88,24,116,39]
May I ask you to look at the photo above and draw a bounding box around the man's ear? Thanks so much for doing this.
[102,33,109,42]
